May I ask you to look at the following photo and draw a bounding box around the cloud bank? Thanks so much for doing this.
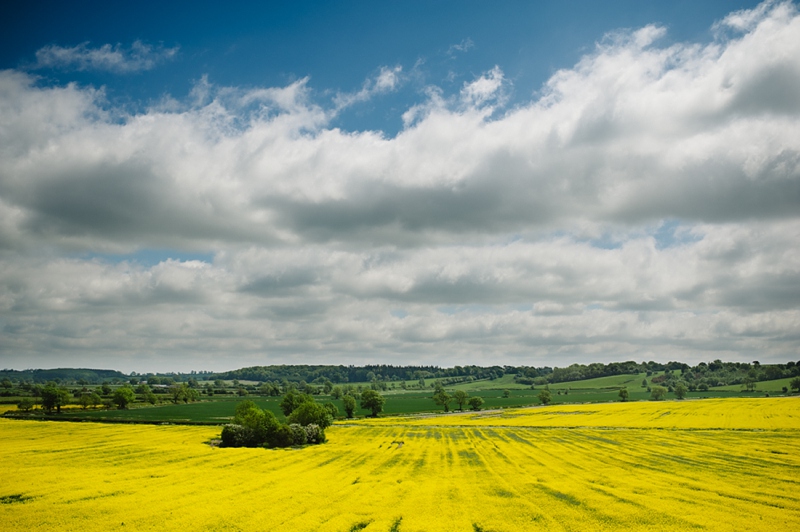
[1,2,799,371]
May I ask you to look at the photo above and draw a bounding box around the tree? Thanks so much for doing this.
[360,389,385,417]
[288,401,333,429]
[112,386,136,409]
[41,383,70,413]
[234,399,259,421]
[538,390,552,405]
[641,378,648,388]
[468,396,484,411]
[650,386,667,401]
[323,402,339,419]
[17,397,35,412]
[239,400,280,446]
[90,391,102,408]
[330,386,343,400]
[433,390,452,412]
[279,390,314,416]
[221,401,278,448]
[502,390,510,398]
[674,382,688,399]
[100,383,112,396]
[791,377,800,393]
[78,393,93,410]
[618,388,629,402]
[453,390,469,411]
[342,394,357,418]
[170,383,199,404]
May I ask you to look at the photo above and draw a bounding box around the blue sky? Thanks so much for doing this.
[1,0,799,372]
[3,0,758,134]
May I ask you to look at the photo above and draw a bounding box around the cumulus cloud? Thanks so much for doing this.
[1,1,799,370]
[33,40,179,73]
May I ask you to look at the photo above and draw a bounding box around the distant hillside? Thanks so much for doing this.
[0,368,128,384]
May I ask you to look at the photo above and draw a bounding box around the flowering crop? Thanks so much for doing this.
[1,397,798,530]
[351,397,800,430]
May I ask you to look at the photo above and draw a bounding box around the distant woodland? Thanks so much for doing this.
[2,359,799,389]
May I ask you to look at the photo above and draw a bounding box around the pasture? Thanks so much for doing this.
[1,397,798,531]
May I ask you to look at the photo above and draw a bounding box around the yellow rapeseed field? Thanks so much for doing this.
[352,396,800,430]
[1,397,798,531]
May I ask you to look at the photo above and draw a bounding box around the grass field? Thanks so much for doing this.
[1,397,798,531]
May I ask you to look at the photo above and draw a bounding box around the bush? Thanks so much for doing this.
[289,423,308,446]
[304,424,325,444]
[271,424,294,448]
[220,424,247,447]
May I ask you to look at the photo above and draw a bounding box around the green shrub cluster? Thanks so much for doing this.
[220,397,333,449]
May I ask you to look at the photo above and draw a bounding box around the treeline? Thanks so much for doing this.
[4,359,799,390]
[10,381,202,413]
[518,359,800,387]
[213,364,511,384]
[0,368,128,384]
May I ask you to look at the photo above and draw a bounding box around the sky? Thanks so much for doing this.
[1,0,799,373]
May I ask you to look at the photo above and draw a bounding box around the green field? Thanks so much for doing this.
[713,376,795,392]
[40,382,777,425]
[8,370,793,425]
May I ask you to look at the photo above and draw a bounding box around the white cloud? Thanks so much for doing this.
[1,1,799,370]
[447,38,475,57]
[333,65,404,110]
[33,40,179,73]
[460,66,505,108]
